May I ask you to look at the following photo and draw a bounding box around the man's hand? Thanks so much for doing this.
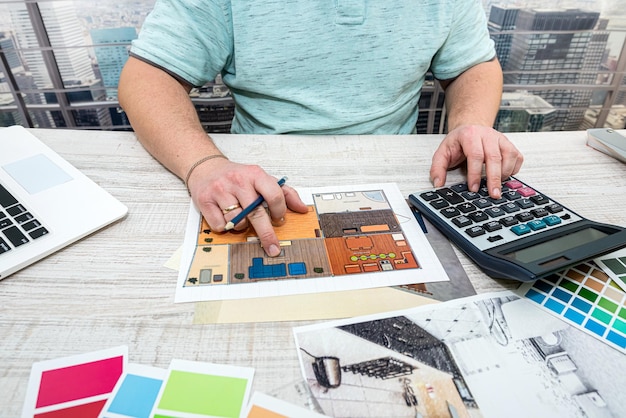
[430,124,524,198]
[187,158,308,257]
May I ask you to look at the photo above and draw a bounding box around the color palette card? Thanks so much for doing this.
[99,363,167,418]
[242,392,328,418]
[21,346,127,418]
[595,248,626,290]
[518,260,626,353]
[150,359,254,418]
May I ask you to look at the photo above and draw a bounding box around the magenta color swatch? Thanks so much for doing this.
[35,356,123,408]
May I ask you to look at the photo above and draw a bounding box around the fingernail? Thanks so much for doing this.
[268,244,280,257]
[492,187,501,198]
[432,177,440,187]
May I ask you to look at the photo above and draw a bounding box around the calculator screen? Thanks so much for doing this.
[502,227,608,264]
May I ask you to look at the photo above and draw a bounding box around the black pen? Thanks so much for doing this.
[224,176,288,230]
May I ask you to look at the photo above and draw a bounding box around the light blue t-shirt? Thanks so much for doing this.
[131,0,495,134]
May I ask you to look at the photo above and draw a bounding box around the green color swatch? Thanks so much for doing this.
[157,370,247,417]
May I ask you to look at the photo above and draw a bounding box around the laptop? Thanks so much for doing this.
[0,125,128,280]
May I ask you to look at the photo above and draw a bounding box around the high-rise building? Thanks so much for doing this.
[7,1,111,128]
[90,27,137,99]
[489,7,607,131]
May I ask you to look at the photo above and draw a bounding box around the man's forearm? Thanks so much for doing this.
[118,57,224,180]
[439,58,503,131]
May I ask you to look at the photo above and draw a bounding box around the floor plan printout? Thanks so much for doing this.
[175,183,449,303]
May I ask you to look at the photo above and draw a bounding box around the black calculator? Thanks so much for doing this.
[408,177,626,282]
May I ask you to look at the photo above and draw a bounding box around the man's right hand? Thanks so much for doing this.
[186,158,309,257]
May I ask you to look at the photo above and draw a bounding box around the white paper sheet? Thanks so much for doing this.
[175,183,448,302]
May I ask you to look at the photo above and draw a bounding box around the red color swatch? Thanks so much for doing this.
[34,400,107,418]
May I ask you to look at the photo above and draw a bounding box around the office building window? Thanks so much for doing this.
[1,0,626,133]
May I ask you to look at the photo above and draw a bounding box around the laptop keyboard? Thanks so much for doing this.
[0,184,49,255]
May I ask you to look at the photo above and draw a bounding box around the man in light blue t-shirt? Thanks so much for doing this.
[119,0,524,257]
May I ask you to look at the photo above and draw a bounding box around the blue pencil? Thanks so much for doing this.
[224,176,288,230]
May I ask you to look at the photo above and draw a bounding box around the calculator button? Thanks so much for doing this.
[516,212,534,222]
[478,186,490,196]
[547,204,563,213]
[420,191,439,201]
[501,203,520,213]
[531,208,549,218]
[474,198,492,209]
[441,207,461,218]
[465,226,486,237]
[489,197,507,205]
[469,211,489,222]
[488,235,504,243]
[461,191,480,200]
[528,220,547,231]
[437,188,464,204]
[430,199,449,209]
[516,199,535,209]
[504,179,524,189]
[543,215,562,226]
[485,207,506,218]
[484,221,503,232]
[511,224,531,235]
[530,195,549,205]
[452,216,472,228]
[450,183,468,193]
[500,216,518,227]
[457,202,477,213]
[502,190,521,200]
[516,187,536,197]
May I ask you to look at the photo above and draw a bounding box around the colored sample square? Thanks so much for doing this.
[607,331,626,348]
[544,298,565,314]
[552,288,573,304]
[36,356,123,407]
[571,297,592,313]
[564,308,585,325]
[578,287,598,303]
[598,297,618,313]
[34,400,107,418]
[591,307,613,325]
[106,372,164,418]
[242,392,327,418]
[602,258,626,275]
[560,278,579,293]
[532,279,554,294]
[524,288,545,303]
[152,360,253,418]
[585,318,607,336]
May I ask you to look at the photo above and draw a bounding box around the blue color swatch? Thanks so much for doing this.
[106,373,163,418]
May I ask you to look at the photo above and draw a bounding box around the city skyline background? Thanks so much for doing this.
[0,0,625,132]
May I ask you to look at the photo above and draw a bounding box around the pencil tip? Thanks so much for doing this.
[224,222,234,231]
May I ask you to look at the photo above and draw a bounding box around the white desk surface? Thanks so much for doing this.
[1,128,625,415]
